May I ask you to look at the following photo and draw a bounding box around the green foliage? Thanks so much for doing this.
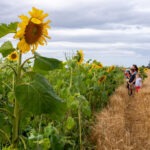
[65,117,76,130]
[0,29,124,150]
[15,73,66,116]
[33,53,63,74]
[0,22,18,38]
[0,41,15,57]
[0,42,66,149]
[139,67,147,80]
[27,123,69,150]
[0,52,124,149]
[45,60,124,149]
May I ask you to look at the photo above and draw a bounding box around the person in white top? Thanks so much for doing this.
[135,73,142,92]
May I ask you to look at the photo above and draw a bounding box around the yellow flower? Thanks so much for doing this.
[144,68,148,72]
[91,63,103,69]
[14,7,51,53]
[8,51,18,61]
[97,63,103,68]
[98,75,107,84]
[107,65,115,73]
[77,50,84,64]
[92,64,97,69]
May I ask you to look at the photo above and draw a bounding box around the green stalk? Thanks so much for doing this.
[12,52,22,148]
[36,115,43,149]
[78,104,82,150]
[0,108,14,118]
[77,65,82,150]
[20,56,35,69]
[1,65,17,76]
[0,129,11,144]
[19,136,27,150]
[69,67,73,89]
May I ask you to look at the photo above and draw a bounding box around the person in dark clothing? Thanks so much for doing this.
[127,68,136,89]
[129,69,136,84]
[127,68,136,95]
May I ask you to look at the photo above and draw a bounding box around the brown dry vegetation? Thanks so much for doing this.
[92,71,150,150]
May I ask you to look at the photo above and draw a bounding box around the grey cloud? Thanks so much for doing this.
[0,0,150,30]
[49,1,149,29]
[0,0,150,66]
[50,29,150,43]
[0,0,148,28]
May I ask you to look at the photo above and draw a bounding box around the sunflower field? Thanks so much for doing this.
[0,8,124,150]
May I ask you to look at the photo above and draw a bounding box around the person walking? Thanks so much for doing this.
[127,68,136,95]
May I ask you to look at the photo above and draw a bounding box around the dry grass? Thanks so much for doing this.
[92,71,150,150]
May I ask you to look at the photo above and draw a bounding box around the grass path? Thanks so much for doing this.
[92,71,150,150]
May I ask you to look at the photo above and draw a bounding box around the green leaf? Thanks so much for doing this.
[81,101,91,118]
[15,73,66,117]
[0,22,18,38]
[50,135,65,150]
[65,116,75,130]
[0,113,11,138]
[0,41,15,57]
[37,138,51,150]
[33,53,63,73]
[44,123,54,137]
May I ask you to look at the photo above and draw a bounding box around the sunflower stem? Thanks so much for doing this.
[78,103,82,150]
[12,51,22,148]
[69,67,73,89]
[0,108,14,118]
[19,135,27,150]
[20,56,35,69]
[0,129,11,144]
[1,65,17,76]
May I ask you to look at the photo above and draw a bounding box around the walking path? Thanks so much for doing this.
[92,71,150,150]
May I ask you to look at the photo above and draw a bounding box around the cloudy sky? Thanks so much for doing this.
[0,0,150,66]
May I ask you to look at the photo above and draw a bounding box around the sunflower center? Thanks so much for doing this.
[11,53,17,59]
[24,19,43,44]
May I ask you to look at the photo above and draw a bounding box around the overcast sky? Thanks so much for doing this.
[0,0,150,66]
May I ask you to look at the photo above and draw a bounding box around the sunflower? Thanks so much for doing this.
[107,65,115,73]
[76,50,84,64]
[14,7,51,53]
[8,51,18,61]
[144,68,148,72]
[91,63,103,69]
[98,75,107,84]
[97,63,103,68]
[91,64,97,69]
[73,50,84,64]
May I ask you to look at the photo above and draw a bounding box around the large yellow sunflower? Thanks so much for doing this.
[8,51,18,61]
[14,7,51,53]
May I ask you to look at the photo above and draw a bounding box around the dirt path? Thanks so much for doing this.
[92,71,150,150]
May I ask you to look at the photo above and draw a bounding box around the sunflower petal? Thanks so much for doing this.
[18,39,30,53]
[31,18,42,24]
